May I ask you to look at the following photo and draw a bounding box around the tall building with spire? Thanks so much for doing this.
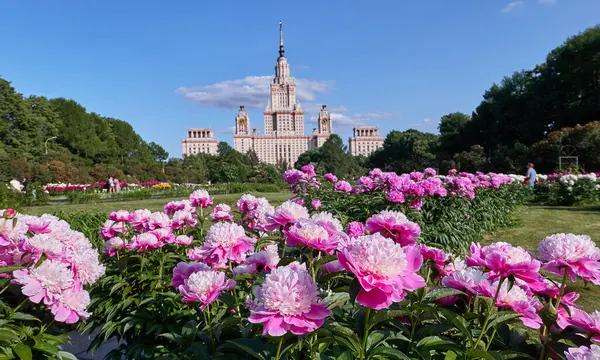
[233,21,333,167]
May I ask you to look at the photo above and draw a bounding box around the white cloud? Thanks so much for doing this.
[411,118,437,128]
[501,1,523,13]
[539,0,556,4]
[308,110,398,129]
[176,76,334,110]
[214,126,236,134]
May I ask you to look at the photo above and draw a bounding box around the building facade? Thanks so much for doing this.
[182,128,219,156]
[233,21,332,166]
[349,126,384,157]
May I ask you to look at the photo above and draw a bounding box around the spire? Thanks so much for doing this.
[279,20,285,58]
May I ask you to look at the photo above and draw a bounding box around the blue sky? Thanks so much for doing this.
[2,0,599,158]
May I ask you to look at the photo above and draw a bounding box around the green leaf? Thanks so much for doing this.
[444,351,459,360]
[314,255,338,269]
[58,351,79,360]
[13,344,32,360]
[506,275,515,293]
[416,336,461,351]
[11,312,41,322]
[424,288,465,302]
[222,338,268,360]
[0,265,25,274]
[32,342,58,356]
[487,312,522,330]
[438,308,472,340]
[277,257,296,267]
[0,328,20,342]
[466,349,496,360]
[415,324,454,340]
[370,310,411,329]
[539,301,558,328]
[335,350,355,360]
[368,346,411,360]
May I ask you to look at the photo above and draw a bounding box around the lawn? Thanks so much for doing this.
[23,191,291,216]
[483,205,600,312]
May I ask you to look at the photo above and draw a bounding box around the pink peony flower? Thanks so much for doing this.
[104,237,125,257]
[338,233,425,310]
[50,288,91,324]
[211,204,234,222]
[174,235,193,246]
[264,200,309,231]
[164,200,192,216]
[188,222,255,267]
[248,262,331,336]
[301,164,316,178]
[3,208,16,219]
[12,260,74,305]
[323,173,338,182]
[284,169,308,185]
[365,210,421,246]
[178,269,236,309]
[565,345,600,360]
[334,181,352,193]
[18,215,52,234]
[151,228,176,244]
[24,234,64,259]
[245,245,280,273]
[538,233,600,285]
[568,309,600,341]
[310,212,343,235]
[147,212,171,230]
[346,222,365,238]
[311,199,321,210]
[441,268,487,295]
[480,279,542,329]
[170,210,197,229]
[189,190,214,209]
[420,244,449,275]
[100,219,127,240]
[467,242,544,285]
[128,233,164,252]
[67,247,106,285]
[170,261,210,288]
[285,220,339,255]
[130,209,151,231]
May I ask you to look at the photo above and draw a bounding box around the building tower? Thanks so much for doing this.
[316,104,332,146]
[264,20,304,136]
[234,105,252,154]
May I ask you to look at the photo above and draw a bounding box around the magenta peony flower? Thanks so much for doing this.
[285,220,339,255]
[248,262,331,336]
[386,191,405,203]
[538,233,600,285]
[211,204,234,222]
[164,200,193,216]
[346,222,365,238]
[18,215,52,234]
[67,247,106,285]
[334,181,352,193]
[423,168,436,178]
[109,210,133,223]
[420,244,449,275]
[480,279,542,329]
[103,237,125,257]
[130,209,151,231]
[301,164,316,178]
[12,260,74,305]
[189,190,214,209]
[568,309,600,341]
[467,242,544,285]
[170,261,210,288]
[128,233,164,253]
[50,288,91,324]
[264,200,309,231]
[338,233,425,310]
[188,222,255,267]
[311,199,321,210]
[100,219,127,240]
[565,345,600,360]
[178,269,236,309]
[365,210,421,246]
[151,228,176,244]
[283,169,308,185]
[323,173,338,182]
[24,234,64,259]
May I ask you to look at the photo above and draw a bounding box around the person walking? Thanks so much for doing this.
[115,178,121,192]
[108,177,115,193]
[526,163,537,189]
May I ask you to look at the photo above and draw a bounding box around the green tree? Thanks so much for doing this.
[368,130,438,173]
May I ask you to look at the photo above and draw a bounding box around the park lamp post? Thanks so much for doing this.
[45,136,58,155]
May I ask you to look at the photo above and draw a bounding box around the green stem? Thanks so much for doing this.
[360,307,371,360]
[139,254,145,274]
[407,314,417,353]
[485,328,497,351]
[281,241,287,259]
[473,277,505,349]
[275,336,284,360]
[308,250,316,282]
[539,268,570,360]
[204,303,214,352]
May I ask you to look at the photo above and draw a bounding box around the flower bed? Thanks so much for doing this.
[534,173,600,205]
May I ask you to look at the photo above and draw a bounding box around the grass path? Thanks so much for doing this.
[24,192,291,215]
[483,205,600,312]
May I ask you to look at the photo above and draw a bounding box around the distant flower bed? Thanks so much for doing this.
[534,172,600,205]
[44,182,136,193]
